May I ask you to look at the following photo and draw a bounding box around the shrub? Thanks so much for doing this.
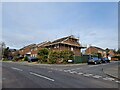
[38,48,49,63]
[60,50,74,63]
[49,51,60,64]
[24,56,29,61]
[2,58,9,61]
[49,50,74,64]
[112,56,120,60]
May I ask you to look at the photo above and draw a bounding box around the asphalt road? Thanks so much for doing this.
[2,61,119,88]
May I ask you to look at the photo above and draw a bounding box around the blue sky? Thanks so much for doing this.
[2,2,118,50]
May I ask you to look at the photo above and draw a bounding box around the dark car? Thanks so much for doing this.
[87,57,102,65]
[101,58,110,63]
[28,57,38,62]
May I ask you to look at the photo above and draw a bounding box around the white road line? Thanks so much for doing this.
[92,75,102,79]
[66,70,71,71]
[78,72,83,75]
[69,71,77,74]
[63,70,68,72]
[11,67,23,71]
[83,74,93,77]
[115,81,120,83]
[29,72,54,82]
[102,78,108,80]
[103,77,115,81]
[63,70,71,72]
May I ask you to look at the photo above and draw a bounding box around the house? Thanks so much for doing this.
[108,49,116,57]
[19,44,36,57]
[18,35,85,57]
[85,46,106,57]
[30,41,51,57]
[44,35,85,56]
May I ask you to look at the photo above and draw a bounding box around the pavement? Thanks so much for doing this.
[103,63,119,80]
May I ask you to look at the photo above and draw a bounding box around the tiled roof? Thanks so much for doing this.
[37,41,51,47]
[44,35,85,48]
[52,35,78,43]
[20,44,36,50]
[89,46,105,51]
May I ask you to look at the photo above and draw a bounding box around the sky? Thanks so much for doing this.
[2,2,118,50]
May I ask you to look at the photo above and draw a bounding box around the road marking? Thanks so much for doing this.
[78,72,83,75]
[103,77,115,81]
[83,74,93,77]
[29,72,54,82]
[92,75,102,79]
[11,67,23,71]
[115,81,120,83]
[64,70,68,72]
[63,70,71,72]
[69,71,77,74]
[103,77,109,80]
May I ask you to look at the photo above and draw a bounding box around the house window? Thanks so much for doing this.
[57,45,59,48]
[35,54,37,57]
[34,48,37,51]
[71,47,73,51]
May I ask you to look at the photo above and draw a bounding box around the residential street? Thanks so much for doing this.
[2,61,119,88]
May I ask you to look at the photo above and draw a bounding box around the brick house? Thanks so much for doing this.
[18,35,85,57]
[30,41,51,57]
[108,49,116,57]
[19,44,36,57]
[85,46,106,57]
[44,35,85,56]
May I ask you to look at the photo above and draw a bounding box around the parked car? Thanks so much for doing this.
[101,58,110,63]
[87,57,102,65]
[28,57,38,62]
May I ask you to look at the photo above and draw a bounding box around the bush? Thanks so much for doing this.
[24,56,29,61]
[49,51,60,64]
[2,58,9,61]
[38,48,49,63]
[37,48,74,64]
[60,50,74,63]
[49,50,74,64]
[112,56,120,60]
